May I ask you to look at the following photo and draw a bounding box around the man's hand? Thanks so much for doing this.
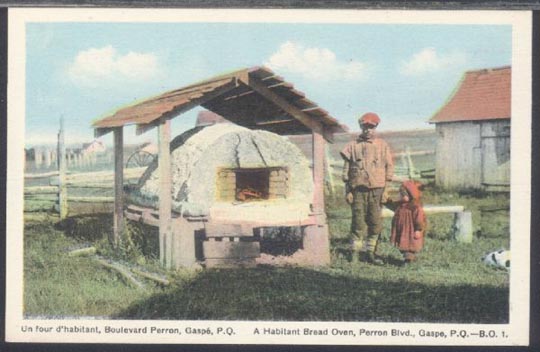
[345,183,353,204]
[381,187,389,204]
[414,231,423,240]
[346,192,354,205]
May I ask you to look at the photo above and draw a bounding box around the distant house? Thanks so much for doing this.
[82,139,106,155]
[429,66,510,191]
[195,110,229,126]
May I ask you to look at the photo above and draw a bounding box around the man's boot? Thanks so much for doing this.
[364,251,384,266]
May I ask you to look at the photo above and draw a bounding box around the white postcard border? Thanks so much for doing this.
[6,8,532,345]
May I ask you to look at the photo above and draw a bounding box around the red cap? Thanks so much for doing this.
[358,112,381,126]
[402,180,422,200]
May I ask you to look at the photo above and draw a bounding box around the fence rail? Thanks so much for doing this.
[24,167,145,215]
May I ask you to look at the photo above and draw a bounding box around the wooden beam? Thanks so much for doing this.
[158,119,173,269]
[94,127,114,138]
[239,75,334,142]
[222,89,256,102]
[239,75,318,130]
[113,127,124,248]
[255,118,296,126]
[136,79,240,135]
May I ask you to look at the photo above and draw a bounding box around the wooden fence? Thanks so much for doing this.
[24,167,146,216]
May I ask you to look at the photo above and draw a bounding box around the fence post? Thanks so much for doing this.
[57,118,68,219]
[453,211,473,243]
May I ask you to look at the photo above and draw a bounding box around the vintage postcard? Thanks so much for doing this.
[5,8,532,345]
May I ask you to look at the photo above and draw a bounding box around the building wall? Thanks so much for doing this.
[435,119,510,190]
[435,121,481,189]
[480,120,510,190]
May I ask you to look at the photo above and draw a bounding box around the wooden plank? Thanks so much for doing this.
[95,258,144,289]
[125,210,142,223]
[65,167,146,183]
[67,202,114,216]
[24,186,58,194]
[113,127,124,248]
[125,209,160,227]
[172,218,198,268]
[255,118,296,126]
[205,258,257,268]
[381,205,464,218]
[131,268,170,286]
[69,196,114,203]
[204,222,255,237]
[203,241,260,259]
[158,119,173,268]
[68,246,96,257]
[24,171,60,179]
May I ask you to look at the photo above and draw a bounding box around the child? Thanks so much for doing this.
[388,180,426,264]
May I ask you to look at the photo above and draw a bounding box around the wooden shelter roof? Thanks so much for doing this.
[429,66,511,124]
[93,66,346,140]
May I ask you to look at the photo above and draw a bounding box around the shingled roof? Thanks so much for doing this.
[93,66,345,140]
[429,66,511,124]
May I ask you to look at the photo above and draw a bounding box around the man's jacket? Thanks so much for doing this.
[340,136,394,189]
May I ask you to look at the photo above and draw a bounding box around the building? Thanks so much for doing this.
[429,66,510,191]
[195,110,229,126]
[82,139,106,155]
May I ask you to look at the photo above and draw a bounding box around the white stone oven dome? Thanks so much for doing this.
[129,124,314,224]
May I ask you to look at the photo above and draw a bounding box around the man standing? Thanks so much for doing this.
[340,112,394,265]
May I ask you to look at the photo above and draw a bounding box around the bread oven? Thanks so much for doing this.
[92,66,345,269]
[126,123,316,266]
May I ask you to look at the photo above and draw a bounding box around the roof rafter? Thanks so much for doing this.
[238,74,332,141]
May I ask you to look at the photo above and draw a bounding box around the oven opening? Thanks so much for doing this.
[216,167,288,202]
[235,169,270,201]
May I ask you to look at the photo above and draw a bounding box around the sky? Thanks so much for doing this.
[25,22,511,147]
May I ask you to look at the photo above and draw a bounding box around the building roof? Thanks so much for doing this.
[93,66,346,140]
[429,66,511,124]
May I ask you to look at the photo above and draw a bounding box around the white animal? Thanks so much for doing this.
[481,249,510,270]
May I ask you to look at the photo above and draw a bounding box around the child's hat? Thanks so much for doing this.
[402,180,422,200]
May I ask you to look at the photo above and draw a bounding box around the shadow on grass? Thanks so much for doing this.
[54,214,112,242]
[114,266,508,323]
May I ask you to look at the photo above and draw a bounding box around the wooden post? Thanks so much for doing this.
[405,146,417,179]
[173,218,198,269]
[112,127,124,248]
[453,211,473,243]
[57,118,68,219]
[158,119,173,268]
[324,145,335,196]
[303,124,330,265]
[312,124,326,218]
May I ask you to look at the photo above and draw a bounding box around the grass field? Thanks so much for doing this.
[23,181,510,323]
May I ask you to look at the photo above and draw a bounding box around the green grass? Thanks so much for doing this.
[23,184,509,323]
[24,213,157,317]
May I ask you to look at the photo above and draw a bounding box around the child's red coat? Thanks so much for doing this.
[390,201,426,253]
